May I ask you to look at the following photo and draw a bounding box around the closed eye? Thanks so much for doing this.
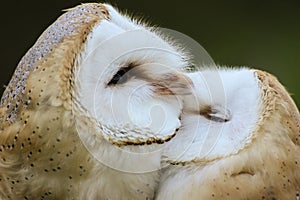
[200,105,231,123]
[107,63,136,86]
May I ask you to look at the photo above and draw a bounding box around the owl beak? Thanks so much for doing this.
[152,72,193,96]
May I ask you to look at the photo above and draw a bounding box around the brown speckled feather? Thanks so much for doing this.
[0,3,109,199]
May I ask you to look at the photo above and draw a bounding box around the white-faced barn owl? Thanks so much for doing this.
[0,3,192,199]
[156,68,300,200]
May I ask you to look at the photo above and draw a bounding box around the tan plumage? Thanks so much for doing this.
[0,3,191,199]
[0,4,106,199]
[156,68,300,200]
[2,2,298,199]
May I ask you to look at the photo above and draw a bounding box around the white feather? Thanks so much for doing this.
[163,67,261,163]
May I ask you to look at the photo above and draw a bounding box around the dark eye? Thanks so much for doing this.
[107,69,128,85]
[107,63,137,86]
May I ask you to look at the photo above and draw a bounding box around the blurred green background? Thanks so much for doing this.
[1,0,299,107]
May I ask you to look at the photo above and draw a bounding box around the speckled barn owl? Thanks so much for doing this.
[156,67,300,200]
[0,3,192,199]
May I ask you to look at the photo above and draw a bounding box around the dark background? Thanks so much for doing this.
[1,0,299,106]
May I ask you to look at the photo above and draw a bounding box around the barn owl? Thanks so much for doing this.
[156,67,300,200]
[0,3,192,199]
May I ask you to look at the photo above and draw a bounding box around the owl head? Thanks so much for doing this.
[157,67,300,200]
[1,3,192,146]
